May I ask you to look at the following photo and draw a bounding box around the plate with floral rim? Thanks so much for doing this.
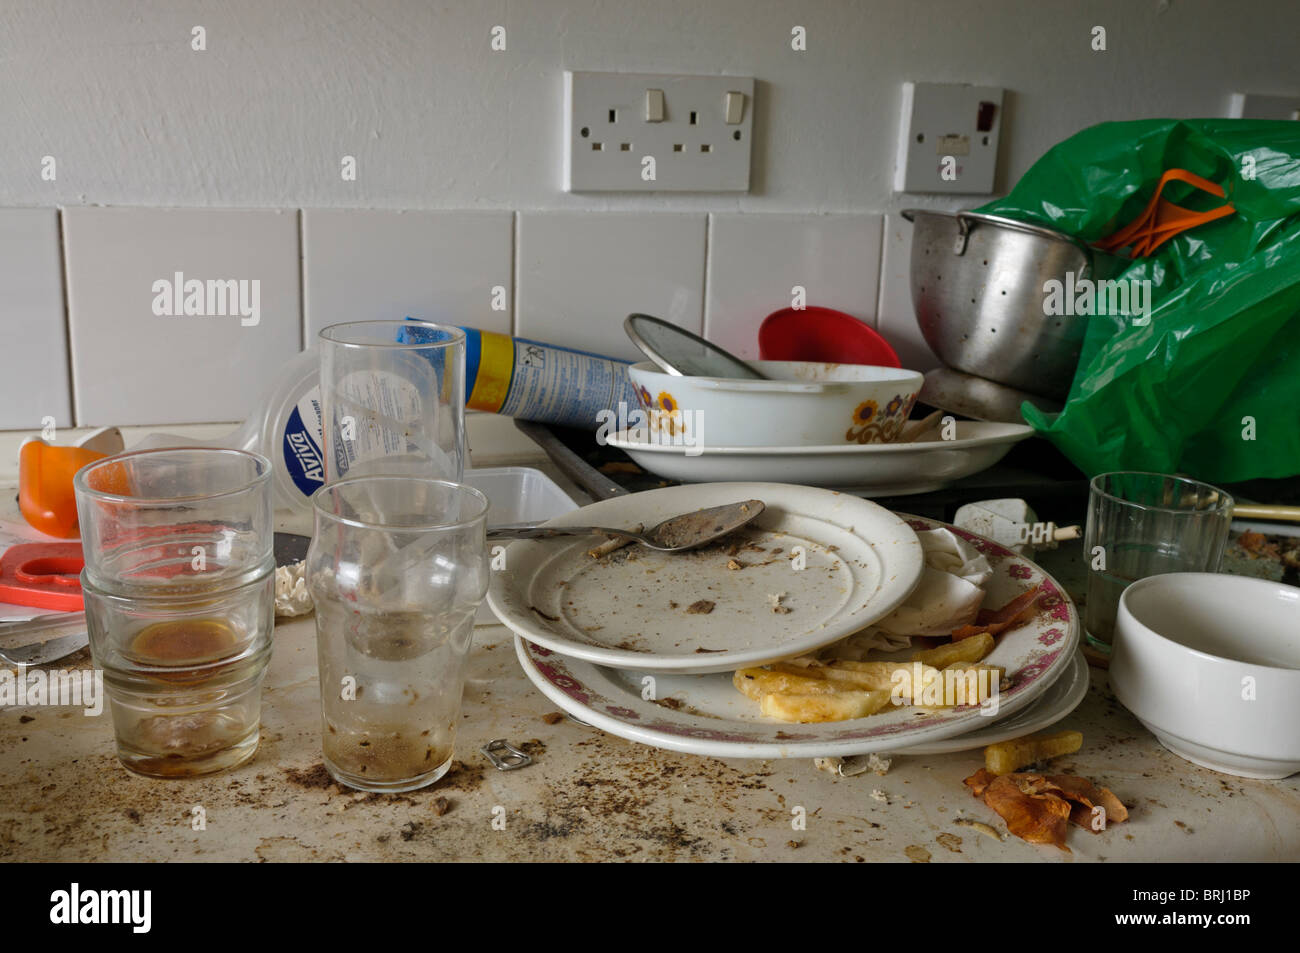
[513,514,1079,759]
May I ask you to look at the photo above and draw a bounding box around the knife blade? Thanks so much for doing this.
[0,632,89,667]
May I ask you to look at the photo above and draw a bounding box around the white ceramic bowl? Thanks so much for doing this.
[1111,572,1300,779]
[627,360,924,448]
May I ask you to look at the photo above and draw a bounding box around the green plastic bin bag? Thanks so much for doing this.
[974,118,1300,483]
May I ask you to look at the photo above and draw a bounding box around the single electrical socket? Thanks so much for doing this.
[894,81,1004,194]
[1228,92,1300,120]
[563,70,754,192]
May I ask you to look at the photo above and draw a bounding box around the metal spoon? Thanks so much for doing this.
[488,499,766,553]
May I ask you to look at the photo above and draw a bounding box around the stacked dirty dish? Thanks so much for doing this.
[488,480,1085,760]
[613,314,1034,496]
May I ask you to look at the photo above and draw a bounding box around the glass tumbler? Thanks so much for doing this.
[307,477,489,793]
[319,321,466,483]
[1083,471,1233,647]
[73,448,275,777]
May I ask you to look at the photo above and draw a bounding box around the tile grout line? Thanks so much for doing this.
[700,211,713,339]
[296,209,306,351]
[55,207,79,428]
[872,214,888,332]
[511,210,520,337]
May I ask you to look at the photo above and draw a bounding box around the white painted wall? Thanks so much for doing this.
[2,0,1296,214]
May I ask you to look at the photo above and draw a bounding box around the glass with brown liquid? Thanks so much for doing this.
[73,448,275,778]
[83,574,274,778]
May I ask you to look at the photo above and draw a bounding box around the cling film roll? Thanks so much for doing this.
[462,328,643,430]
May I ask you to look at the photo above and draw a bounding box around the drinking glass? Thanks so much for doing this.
[318,321,466,483]
[1083,471,1233,647]
[73,448,275,777]
[306,477,489,793]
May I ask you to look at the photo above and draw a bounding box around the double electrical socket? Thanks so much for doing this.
[563,70,755,192]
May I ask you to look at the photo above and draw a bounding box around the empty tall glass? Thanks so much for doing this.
[1083,472,1233,647]
[73,448,275,777]
[307,477,489,792]
[318,321,466,483]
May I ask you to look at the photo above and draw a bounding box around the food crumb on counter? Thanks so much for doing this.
[433,797,452,816]
[903,844,931,863]
[870,789,890,804]
[954,817,1004,841]
[868,753,892,776]
[542,712,564,725]
[767,592,792,614]
[685,600,715,614]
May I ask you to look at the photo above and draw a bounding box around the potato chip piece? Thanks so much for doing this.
[984,730,1083,775]
[910,633,994,668]
[733,668,843,701]
[759,690,892,723]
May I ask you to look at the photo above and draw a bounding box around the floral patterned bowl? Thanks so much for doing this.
[627,360,924,448]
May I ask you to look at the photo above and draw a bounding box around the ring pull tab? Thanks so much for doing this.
[482,739,532,771]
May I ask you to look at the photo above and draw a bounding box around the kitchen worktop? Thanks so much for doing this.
[1,418,1297,863]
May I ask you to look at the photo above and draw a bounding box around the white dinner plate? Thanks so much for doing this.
[487,483,924,675]
[513,514,1081,758]
[894,648,1089,754]
[605,421,1035,496]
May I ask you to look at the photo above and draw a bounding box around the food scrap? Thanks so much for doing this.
[597,461,643,476]
[733,642,1001,723]
[951,583,1044,640]
[964,768,1129,851]
[767,592,793,614]
[984,730,1083,775]
[587,525,642,559]
[1236,530,1280,560]
[953,817,1003,842]
[686,600,715,615]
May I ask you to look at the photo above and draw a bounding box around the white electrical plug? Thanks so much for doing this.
[953,499,1081,556]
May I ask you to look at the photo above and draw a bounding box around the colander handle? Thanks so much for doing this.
[952,216,972,255]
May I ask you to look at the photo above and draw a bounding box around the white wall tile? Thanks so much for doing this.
[63,208,301,426]
[877,212,940,372]
[704,213,883,359]
[302,210,514,342]
[516,212,705,361]
[0,209,72,430]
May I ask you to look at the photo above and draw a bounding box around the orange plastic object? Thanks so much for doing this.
[0,542,84,610]
[1095,168,1234,258]
[17,441,108,538]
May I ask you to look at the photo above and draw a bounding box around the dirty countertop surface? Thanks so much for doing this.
[4,598,1299,862]
[2,423,1299,862]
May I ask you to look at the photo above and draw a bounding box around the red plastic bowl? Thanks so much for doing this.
[758,306,901,368]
